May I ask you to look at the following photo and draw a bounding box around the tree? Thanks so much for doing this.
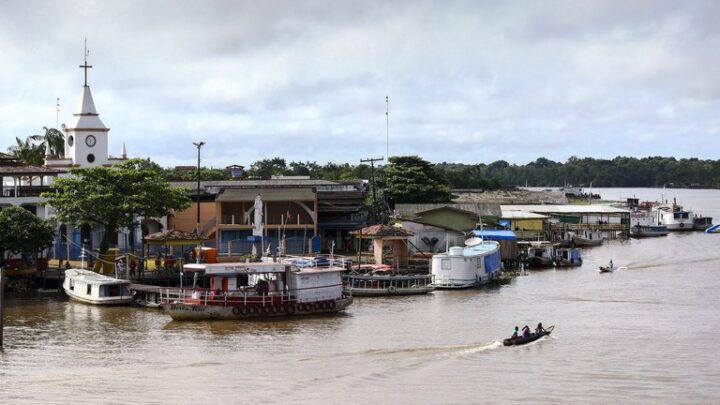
[381,155,454,204]
[42,158,191,255]
[30,127,65,158]
[247,157,289,179]
[0,206,54,266]
[8,136,45,166]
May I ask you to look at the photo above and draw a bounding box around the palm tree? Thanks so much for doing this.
[8,137,44,166]
[29,127,65,158]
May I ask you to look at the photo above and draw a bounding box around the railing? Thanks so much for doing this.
[159,283,347,306]
[1,186,51,198]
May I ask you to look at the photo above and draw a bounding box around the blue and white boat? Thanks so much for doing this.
[430,238,502,289]
[705,224,720,234]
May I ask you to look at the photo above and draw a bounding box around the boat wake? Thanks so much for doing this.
[362,340,503,357]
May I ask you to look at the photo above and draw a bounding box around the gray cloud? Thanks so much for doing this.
[1,0,720,168]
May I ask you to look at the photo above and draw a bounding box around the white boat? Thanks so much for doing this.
[159,260,352,321]
[63,269,133,305]
[430,238,502,289]
[653,199,693,231]
[630,211,668,237]
[572,230,604,246]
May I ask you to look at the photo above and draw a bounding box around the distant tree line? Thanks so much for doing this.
[161,155,720,190]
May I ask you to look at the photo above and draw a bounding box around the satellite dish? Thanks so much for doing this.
[61,123,66,129]
[464,237,483,247]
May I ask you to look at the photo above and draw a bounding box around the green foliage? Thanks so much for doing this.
[0,206,54,263]
[380,156,454,204]
[163,167,230,181]
[42,158,191,254]
[8,127,65,165]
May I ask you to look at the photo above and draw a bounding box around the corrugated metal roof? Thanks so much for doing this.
[500,211,549,219]
[171,179,342,190]
[395,203,501,217]
[216,188,316,202]
[501,204,629,214]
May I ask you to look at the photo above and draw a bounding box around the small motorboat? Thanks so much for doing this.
[503,325,554,346]
[598,263,615,273]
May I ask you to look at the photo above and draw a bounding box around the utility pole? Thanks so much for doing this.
[193,141,205,265]
[361,157,384,223]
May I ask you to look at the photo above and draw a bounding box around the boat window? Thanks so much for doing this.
[87,284,92,295]
[441,259,451,270]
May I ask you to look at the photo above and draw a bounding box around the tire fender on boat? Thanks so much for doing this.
[679,222,685,228]
[328,301,336,309]
[388,286,396,294]
[232,306,241,316]
[287,303,296,314]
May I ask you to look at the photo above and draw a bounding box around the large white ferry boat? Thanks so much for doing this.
[430,238,501,289]
[160,260,352,321]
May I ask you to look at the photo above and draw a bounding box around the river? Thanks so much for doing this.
[1,188,719,404]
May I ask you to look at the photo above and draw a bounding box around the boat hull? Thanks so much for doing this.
[346,286,434,296]
[572,237,603,247]
[503,329,553,346]
[630,225,668,237]
[162,297,353,321]
[64,289,133,305]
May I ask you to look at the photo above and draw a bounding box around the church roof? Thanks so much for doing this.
[66,86,107,130]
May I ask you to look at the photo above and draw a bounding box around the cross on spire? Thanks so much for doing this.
[79,38,92,87]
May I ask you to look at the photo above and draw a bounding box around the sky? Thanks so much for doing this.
[1,0,719,168]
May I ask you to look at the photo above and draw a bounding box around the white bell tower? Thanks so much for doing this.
[63,40,110,167]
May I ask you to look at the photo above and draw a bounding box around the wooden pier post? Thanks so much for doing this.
[1,267,5,347]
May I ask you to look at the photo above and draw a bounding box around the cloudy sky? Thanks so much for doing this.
[1,0,719,168]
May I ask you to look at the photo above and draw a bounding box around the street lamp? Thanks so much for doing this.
[193,141,205,267]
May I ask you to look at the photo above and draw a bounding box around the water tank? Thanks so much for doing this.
[449,246,464,256]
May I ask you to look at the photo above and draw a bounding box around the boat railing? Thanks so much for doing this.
[159,283,346,306]
[344,274,434,290]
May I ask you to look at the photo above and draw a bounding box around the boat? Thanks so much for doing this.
[694,216,713,231]
[572,230,604,247]
[554,247,582,267]
[630,210,668,237]
[430,238,502,289]
[598,262,615,273]
[343,267,434,296]
[159,260,352,321]
[525,241,556,268]
[62,268,133,305]
[653,199,694,231]
[630,224,669,237]
[706,224,720,234]
[503,325,554,346]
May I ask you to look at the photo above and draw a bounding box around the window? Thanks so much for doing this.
[86,284,92,295]
[87,154,95,163]
[441,259,451,270]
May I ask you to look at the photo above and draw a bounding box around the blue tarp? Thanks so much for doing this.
[472,230,518,241]
[484,250,502,274]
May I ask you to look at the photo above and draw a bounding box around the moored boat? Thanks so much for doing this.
[63,269,133,305]
[653,199,694,231]
[430,237,501,289]
[554,247,582,267]
[630,224,668,237]
[503,325,554,346]
[525,241,555,268]
[572,230,604,247]
[343,268,434,296]
[160,261,352,321]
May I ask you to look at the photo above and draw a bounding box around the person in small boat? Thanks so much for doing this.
[609,260,614,268]
[535,323,546,334]
[511,326,519,339]
[522,325,531,338]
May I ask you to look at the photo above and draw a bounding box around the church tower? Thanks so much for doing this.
[46,41,127,170]
[64,44,109,167]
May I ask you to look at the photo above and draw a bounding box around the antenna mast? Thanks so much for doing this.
[56,97,60,128]
[385,96,389,160]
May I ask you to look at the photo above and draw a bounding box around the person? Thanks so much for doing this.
[522,325,531,338]
[536,322,546,334]
[511,326,519,339]
[129,259,137,278]
[609,259,614,268]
